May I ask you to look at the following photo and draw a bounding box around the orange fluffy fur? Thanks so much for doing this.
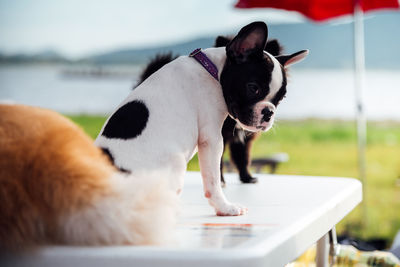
[0,104,178,250]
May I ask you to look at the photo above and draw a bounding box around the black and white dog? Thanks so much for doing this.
[95,22,308,216]
[137,36,285,185]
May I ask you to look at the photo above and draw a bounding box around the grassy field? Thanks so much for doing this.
[69,115,400,245]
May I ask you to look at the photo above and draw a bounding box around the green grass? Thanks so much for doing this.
[251,120,400,243]
[67,115,107,139]
[69,115,400,245]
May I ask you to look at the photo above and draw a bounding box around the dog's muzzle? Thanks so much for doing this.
[252,102,276,132]
[261,108,274,123]
[228,102,276,132]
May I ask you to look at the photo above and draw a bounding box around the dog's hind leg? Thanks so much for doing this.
[220,117,236,186]
[229,134,258,184]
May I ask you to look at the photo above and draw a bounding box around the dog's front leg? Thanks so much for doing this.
[198,135,247,216]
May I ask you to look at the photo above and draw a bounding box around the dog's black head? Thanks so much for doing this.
[220,21,308,132]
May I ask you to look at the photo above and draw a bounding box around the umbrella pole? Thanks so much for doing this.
[353,1,368,229]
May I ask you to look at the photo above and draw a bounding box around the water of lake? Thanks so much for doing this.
[1,65,399,121]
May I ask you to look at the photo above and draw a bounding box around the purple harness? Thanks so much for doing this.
[189,48,219,81]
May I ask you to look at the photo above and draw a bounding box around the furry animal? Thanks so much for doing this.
[137,36,284,184]
[0,104,178,249]
[218,36,284,184]
[95,22,308,216]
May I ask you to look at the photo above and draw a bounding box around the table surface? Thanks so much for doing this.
[3,172,362,267]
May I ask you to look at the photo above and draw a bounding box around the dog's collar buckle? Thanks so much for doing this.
[189,48,202,57]
[189,48,219,81]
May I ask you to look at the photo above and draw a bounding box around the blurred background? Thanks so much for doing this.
[1,0,399,247]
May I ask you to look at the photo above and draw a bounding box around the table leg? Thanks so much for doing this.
[316,232,329,267]
[328,227,339,265]
[316,227,339,267]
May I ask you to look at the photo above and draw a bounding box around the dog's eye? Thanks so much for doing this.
[246,82,260,96]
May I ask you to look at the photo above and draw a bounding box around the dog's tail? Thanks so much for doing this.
[135,53,178,87]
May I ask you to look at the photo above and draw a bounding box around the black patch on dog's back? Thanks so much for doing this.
[102,100,149,139]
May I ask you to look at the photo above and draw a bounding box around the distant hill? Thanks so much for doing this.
[266,11,400,69]
[1,11,399,69]
[81,37,215,65]
[0,50,69,64]
[82,12,400,69]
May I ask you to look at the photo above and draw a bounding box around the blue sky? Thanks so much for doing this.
[0,0,305,58]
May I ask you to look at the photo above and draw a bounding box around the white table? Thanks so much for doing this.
[2,172,362,267]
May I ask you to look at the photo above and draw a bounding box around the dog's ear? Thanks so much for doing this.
[226,21,268,64]
[276,50,309,68]
[215,36,231,48]
[265,39,283,56]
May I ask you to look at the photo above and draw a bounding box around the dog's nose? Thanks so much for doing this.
[261,108,274,122]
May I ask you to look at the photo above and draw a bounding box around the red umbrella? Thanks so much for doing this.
[234,0,399,237]
[235,0,399,21]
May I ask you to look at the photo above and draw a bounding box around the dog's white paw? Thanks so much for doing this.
[214,203,248,216]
